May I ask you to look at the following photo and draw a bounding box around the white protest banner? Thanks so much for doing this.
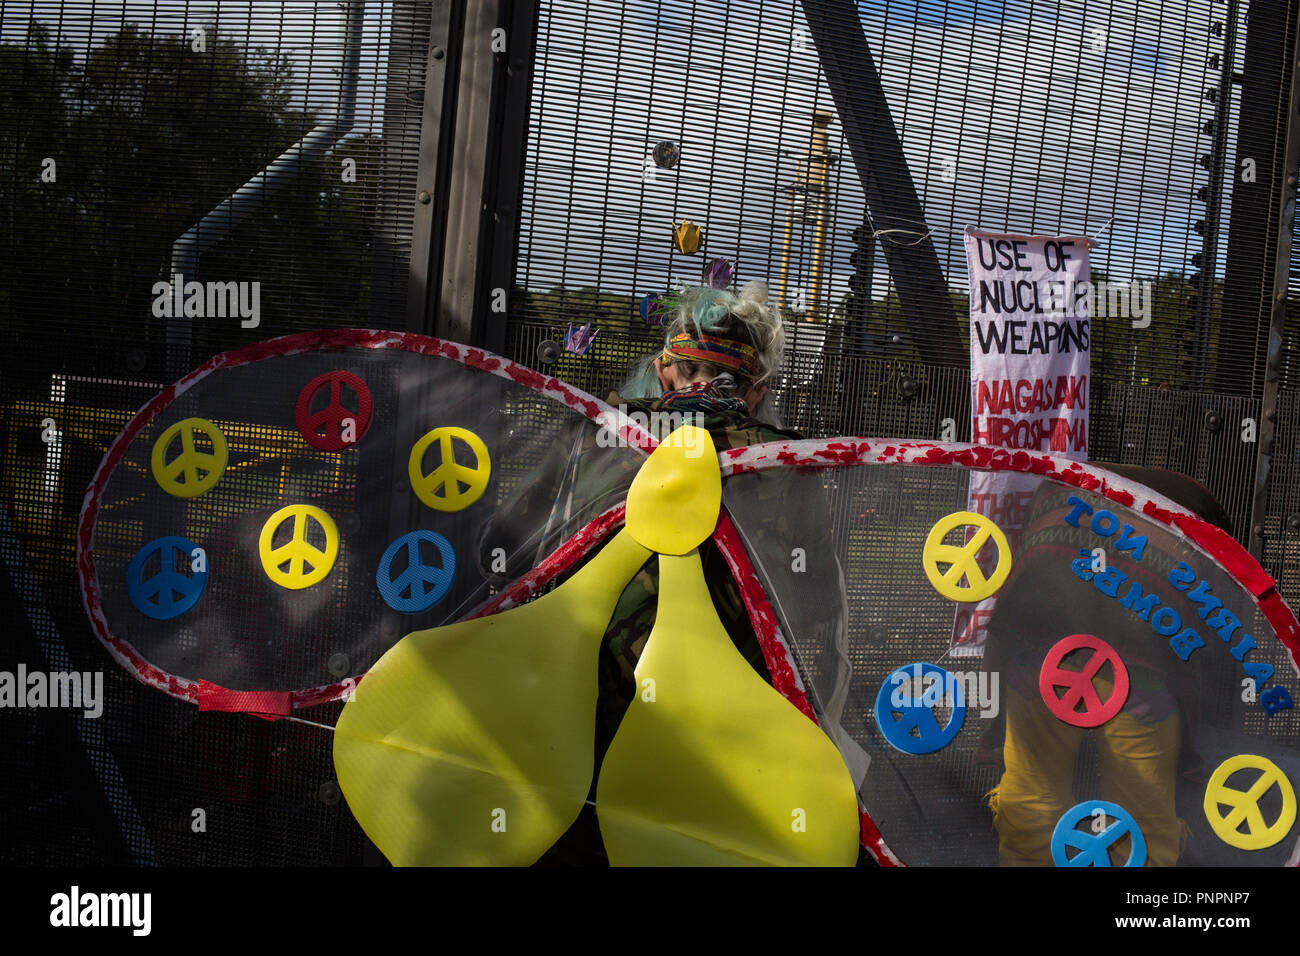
[950,227,1092,655]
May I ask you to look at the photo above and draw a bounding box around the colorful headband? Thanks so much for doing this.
[662,332,761,379]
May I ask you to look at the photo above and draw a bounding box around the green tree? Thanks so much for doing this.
[1,18,375,382]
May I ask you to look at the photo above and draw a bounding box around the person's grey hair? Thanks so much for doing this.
[620,280,787,425]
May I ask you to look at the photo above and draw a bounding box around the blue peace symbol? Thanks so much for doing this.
[376,530,456,614]
[126,535,209,620]
[873,662,966,755]
[1051,800,1147,867]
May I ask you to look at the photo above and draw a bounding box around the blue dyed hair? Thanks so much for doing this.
[619,280,786,425]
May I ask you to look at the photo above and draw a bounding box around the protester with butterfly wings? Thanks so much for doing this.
[479,282,852,863]
[983,467,1232,866]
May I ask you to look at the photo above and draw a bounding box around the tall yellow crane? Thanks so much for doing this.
[777,110,837,319]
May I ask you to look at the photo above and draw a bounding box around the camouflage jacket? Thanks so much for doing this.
[594,387,801,757]
[476,383,801,756]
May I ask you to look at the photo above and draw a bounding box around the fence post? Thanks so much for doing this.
[420,0,538,349]
[407,0,460,337]
[1248,13,1300,560]
[1191,0,1241,390]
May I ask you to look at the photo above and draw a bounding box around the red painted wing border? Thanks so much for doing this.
[76,329,657,710]
[80,337,1300,866]
[721,437,1300,866]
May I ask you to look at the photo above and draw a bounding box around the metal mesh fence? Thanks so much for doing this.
[510,0,1283,384]
[0,1,427,866]
[504,0,1299,583]
[2,0,1300,867]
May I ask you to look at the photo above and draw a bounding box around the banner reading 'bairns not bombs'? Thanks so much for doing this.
[951,226,1092,655]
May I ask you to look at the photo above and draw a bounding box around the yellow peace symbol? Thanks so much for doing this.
[409,427,491,512]
[922,511,1012,602]
[258,504,340,590]
[150,418,228,498]
[1204,754,1296,850]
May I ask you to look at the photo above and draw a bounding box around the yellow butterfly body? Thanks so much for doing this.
[333,425,860,865]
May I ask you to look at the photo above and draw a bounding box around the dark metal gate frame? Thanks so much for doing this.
[1250,1,1300,560]
[406,0,538,351]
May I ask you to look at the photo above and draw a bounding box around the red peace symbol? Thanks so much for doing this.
[1038,634,1130,728]
[295,371,373,451]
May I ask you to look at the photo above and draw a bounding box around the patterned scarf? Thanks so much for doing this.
[659,380,748,416]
